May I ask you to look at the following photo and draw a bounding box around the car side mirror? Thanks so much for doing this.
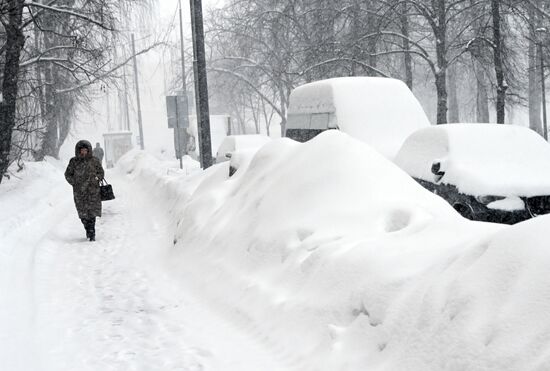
[431,161,445,182]
[431,162,441,175]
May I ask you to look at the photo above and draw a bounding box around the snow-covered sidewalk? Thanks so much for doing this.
[0,162,287,371]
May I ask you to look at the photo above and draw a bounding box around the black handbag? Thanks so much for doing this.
[100,178,115,201]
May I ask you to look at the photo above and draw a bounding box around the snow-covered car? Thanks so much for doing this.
[285,77,430,159]
[215,134,271,175]
[395,124,550,224]
[215,135,271,163]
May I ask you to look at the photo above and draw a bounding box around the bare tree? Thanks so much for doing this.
[200,0,550,132]
[0,0,157,182]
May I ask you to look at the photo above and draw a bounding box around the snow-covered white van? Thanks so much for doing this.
[285,77,430,158]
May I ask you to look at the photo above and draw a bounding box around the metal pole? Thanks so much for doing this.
[178,0,189,167]
[131,34,145,150]
[540,41,548,140]
[174,96,183,169]
[122,65,131,131]
[190,0,213,169]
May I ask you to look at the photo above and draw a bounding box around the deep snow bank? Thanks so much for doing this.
[117,131,550,371]
[0,157,71,244]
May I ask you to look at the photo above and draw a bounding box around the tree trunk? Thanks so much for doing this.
[280,116,287,137]
[279,104,287,137]
[435,71,448,125]
[262,100,273,137]
[435,0,448,124]
[57,99,72,156]
[366,0,378,76]
[400,2,413,89]
[491,0,506,124]
[467,0,490,122]
[0,0,26,183]
[474,62,490,122]
[279,85,289,137]
[33,24,46,160]
[448,64,460,122]
[350,0,361,76]
[38,54,59,160]
[528,6,543,134]
[304,0,335,80]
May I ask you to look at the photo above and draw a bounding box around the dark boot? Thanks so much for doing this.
[89,217,96,241]
[81,218,90,239]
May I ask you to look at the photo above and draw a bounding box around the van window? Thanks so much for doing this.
[287,114,311,130]
[310,113,330,130]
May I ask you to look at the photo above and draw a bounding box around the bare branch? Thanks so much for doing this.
[55,43,160,94]
[209,67,284,118]
[24,1,114,30]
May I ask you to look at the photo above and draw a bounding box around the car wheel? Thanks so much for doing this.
[453,203,474,220]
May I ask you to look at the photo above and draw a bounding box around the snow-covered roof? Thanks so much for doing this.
[288,80,336,114]
[287,77,431,158]
[395,124,550,197]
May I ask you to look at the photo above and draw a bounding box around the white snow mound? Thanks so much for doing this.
[119,130,550,370]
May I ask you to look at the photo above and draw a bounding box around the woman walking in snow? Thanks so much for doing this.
[64,140,105,241]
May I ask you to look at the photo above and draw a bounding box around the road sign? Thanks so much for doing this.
[166,95,189,129]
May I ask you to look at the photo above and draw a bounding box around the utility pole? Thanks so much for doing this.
[174,95,183,169]
[131,33,145,150]
[178,0,190,169]
[541,42,548,140]
[122,64,131,131]
[190,0,213,169]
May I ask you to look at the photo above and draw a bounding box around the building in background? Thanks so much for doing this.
[103,132,133,168]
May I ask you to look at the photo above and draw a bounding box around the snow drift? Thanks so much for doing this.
[114,130,550,370]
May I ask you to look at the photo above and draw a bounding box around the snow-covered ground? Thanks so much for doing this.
[0,159,286,371]
[3,131,550,370]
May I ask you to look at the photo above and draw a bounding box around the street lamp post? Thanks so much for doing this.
[536,27,548,141]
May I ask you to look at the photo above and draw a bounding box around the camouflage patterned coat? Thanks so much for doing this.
[64,140,105,219]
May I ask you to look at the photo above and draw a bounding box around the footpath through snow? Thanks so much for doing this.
[0,159,288,371]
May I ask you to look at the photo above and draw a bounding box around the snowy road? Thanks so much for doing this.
[0,167,287,371]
